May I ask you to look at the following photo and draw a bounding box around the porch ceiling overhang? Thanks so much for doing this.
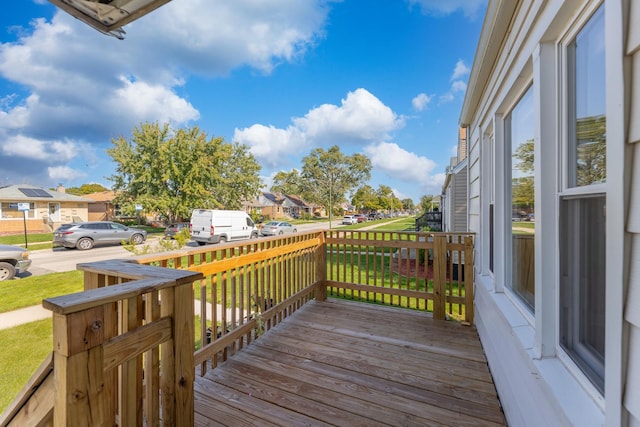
[48,0,172,39]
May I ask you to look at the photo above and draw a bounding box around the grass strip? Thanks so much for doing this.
[0,319,52,414]
[0,271,84,313]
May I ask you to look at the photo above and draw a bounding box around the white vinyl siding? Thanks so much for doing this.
[459,0,638,424]
[623,0,640,423]
[453,165,468,232]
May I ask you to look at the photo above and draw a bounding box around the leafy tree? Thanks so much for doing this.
[513,139,535,209]
[351,185,380,212]
[375,185,400,212]
[107,122,261,222]
[271,169,303,196]
[513,139,534,174]
[419,195,435,213]
[401,198,415,211]
[301,146,371,222]
[65,183,110,195]
[512,177,534,209]
[575,114,606,186]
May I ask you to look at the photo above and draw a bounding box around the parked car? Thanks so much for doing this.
[53,221,147,250]
[0,245,32,281]
[190,209,258,245]
[354,214,367,223]
[164,222,189,239]
[342,215,358,225]
[260,221,297,236]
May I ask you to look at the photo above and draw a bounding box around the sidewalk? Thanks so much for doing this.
[0,300,235,331]
[0,304,51,330]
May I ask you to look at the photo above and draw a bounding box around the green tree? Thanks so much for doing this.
[419,195,435,213]
[401,198,415,211]
[376,185,401,213]
[107,122,261,222]
[271,169,303,196]
[351,185,380,212]
[513,139,535,209]
[65,183,110,195]
[301,146,371,222]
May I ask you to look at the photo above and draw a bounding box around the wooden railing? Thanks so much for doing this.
[0,262,203,427]
[0,229,473,426]
[134,232,326,375]
[324,230,475,324]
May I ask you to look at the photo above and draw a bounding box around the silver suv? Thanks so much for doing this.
[53,221,147,250]
[0,245,32,281]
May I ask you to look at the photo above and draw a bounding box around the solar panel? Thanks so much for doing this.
[19,187,53,198]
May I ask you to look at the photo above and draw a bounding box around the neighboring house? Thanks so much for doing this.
[460,1,637,425]
[441,127,469,233]
[441,160,468,232]
[0,184,93,234]
[245,192,291,220]
[284,194,312,217]
[83,191,117,221]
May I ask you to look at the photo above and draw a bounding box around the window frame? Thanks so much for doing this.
[557,1,606,396]
[504,84,536,312]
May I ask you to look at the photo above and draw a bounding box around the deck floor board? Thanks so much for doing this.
[194,299,505,426]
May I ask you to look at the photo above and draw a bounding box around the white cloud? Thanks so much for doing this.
[110,77,199,124]
[234,124,306,168]
[451,80,467,93]
[451,59,470,81]
[437,60,470,104]
[236,88,404,169]
[1,135,76,161]
[48,165,87,181]
[412,93,433,111]
[438,92,455,104]
[293,88,404,142]
[0,0,332,188]
[408,0,486,19]
[364,141,436,182]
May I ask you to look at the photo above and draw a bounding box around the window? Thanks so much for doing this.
[506,86,535,310]
[560,196,606,392]
[1,202,36,219]
[559,4,605,394]
[567,5,606,188]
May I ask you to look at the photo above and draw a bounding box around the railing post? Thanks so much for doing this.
[52,308,106,426]
[433,235,447,320]
[174,282,195,426]
[464,237,475,325]
[315,231,327,301]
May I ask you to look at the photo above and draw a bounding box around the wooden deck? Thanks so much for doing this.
[194,299,505,426]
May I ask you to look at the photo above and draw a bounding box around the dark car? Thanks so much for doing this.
[164,222,189,239]
[53,221,147,250]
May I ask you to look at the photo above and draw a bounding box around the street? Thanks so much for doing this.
[21,219,345,277]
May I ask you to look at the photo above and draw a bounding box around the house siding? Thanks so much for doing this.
[453,166,468,231]
[462,0,636,425]
[624,0,640,422]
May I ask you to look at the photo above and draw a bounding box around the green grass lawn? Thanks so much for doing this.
[0,319,53,414]
[0,270,84,313]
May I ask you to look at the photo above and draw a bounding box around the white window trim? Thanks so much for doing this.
[555,0,607,405]
[479,122,494,278]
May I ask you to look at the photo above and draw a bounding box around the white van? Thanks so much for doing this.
[190,209,258,245]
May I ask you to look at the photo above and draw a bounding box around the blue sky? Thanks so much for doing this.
[0,0,486,203]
